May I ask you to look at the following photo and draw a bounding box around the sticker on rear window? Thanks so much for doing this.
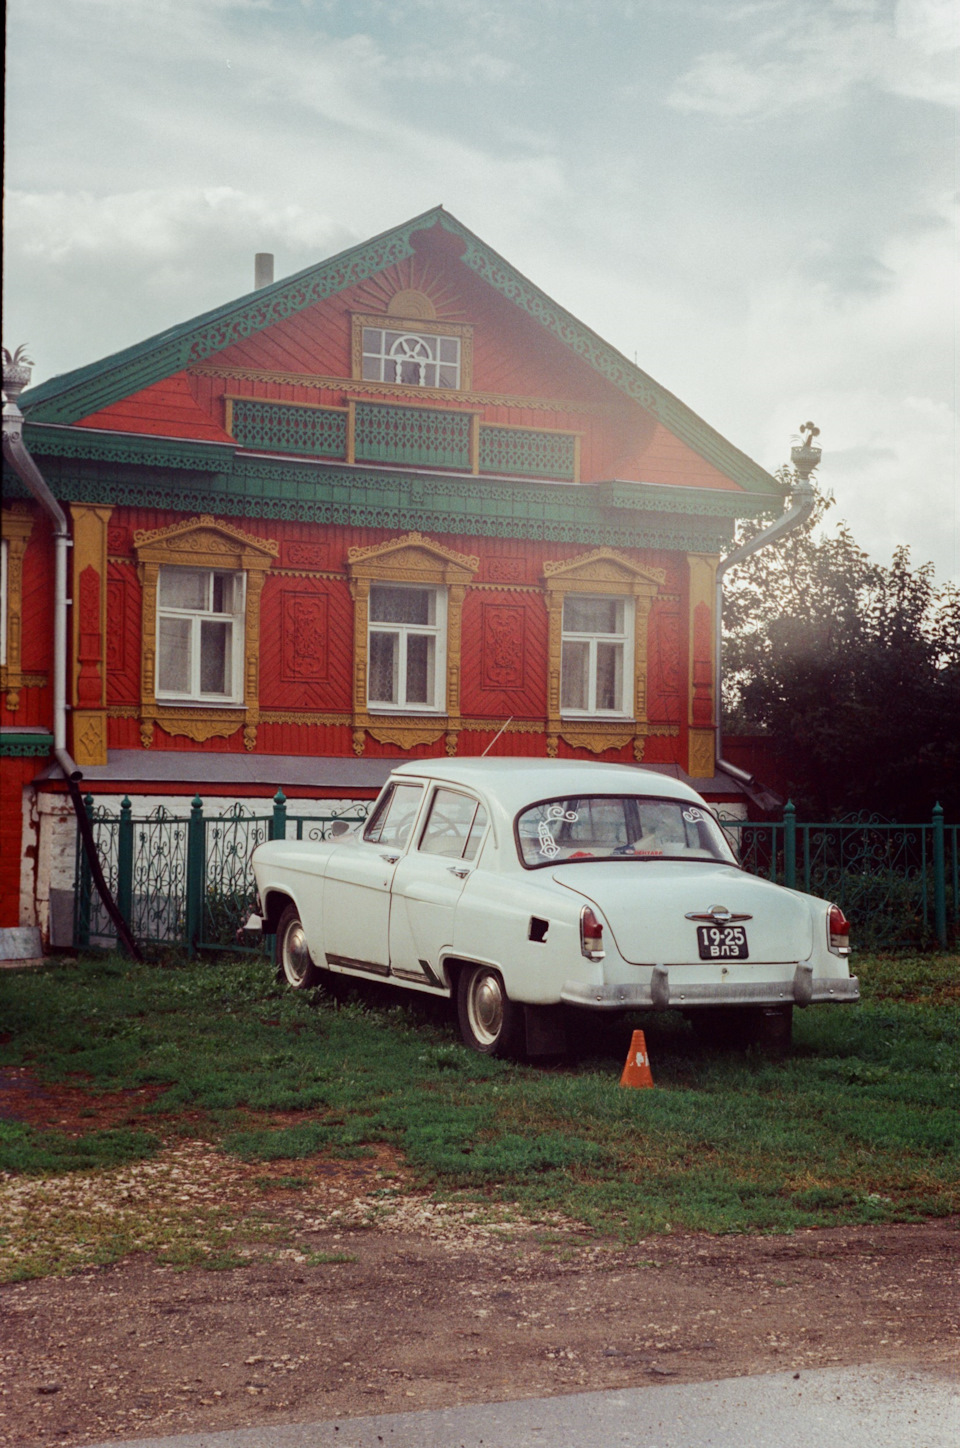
[537,804,579,857]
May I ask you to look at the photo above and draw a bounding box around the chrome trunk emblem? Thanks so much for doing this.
[684,904,752,925]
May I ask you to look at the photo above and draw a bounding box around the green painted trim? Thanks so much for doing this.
[0,733,54,757]
[24,423,235,473]
[596,479,778,519]
[16,432,774,522]
[20,211,435,425]
[19,205,784,500]
[3,454,735,552]
[434,212,783,498]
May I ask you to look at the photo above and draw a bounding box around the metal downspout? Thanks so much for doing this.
[3,353,143,959]
[714,427,821,783]
[1,424,76,781]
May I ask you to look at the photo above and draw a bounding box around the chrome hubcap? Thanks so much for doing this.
[283,923,310,983]
[469,972,503,1046]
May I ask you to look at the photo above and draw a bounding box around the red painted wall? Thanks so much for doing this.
[0,758,34,926]
[74,225,744,497]
[101,506,686,765]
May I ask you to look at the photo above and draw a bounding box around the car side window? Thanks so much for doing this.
[363,782,424,848]
[463,803,488,861]
[419,788,487,861]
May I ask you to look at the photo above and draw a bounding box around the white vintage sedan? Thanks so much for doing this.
[251,759,858,1056]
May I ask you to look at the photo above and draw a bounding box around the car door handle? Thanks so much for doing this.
[380,853,400,865]
[447,866,471,879]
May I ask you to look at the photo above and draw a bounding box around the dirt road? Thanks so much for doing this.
[2,1154,956,1448]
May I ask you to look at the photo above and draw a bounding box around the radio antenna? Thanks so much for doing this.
[481,717,514,756]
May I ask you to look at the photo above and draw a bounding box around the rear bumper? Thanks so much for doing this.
[561,964,860,1011]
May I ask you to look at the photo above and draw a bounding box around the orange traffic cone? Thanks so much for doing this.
[619,1029,654,1088]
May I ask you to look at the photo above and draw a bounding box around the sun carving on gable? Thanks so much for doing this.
[386,289,437,321]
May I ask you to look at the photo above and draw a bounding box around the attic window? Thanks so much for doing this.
[362,328,461,389]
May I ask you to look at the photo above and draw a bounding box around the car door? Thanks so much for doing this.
[322,781,425,974]
[388,786,488,984]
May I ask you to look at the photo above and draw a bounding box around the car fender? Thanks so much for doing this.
[450,870,595,1005]
[252,840,337,950]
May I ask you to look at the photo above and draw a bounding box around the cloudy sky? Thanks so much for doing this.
[5,0,957,580]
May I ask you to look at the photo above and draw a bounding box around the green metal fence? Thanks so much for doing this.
[720,803,957,951]
[74,791,370,954]
[75,794,955,955]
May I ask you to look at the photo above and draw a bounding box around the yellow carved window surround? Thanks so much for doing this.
[0,504,35,711]
[686,552,720,779]
[133,515,278,751]
[542,549,664,759]
[351,312,474,392]
[346,532,479,756]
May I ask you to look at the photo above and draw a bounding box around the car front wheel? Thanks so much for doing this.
[276,903,322,989]
[456,965,523,1057]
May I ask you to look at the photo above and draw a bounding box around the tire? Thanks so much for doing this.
[276,903,322,990]
[456,965,523,1058]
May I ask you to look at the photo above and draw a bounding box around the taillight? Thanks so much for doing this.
[580,906,605,961]
[828,905,850,956]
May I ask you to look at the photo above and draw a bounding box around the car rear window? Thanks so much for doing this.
[515,795,737,869]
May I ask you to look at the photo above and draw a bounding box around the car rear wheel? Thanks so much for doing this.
[456,965,523,1057]
[276,903,322,989]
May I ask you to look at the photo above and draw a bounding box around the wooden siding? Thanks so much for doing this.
[94,506,688,762]
[70,230,745,496]
[77,374,234,442]
[0,756,36,925]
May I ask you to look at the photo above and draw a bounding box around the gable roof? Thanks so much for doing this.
[19,206,783,497]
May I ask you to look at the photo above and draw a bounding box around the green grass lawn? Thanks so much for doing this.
[1,950,957,1264]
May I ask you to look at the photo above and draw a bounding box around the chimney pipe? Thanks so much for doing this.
[255,253,274,289]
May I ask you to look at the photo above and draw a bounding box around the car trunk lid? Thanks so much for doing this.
[552,861,813,964]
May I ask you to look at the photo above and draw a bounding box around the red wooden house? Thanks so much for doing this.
[1,207,784,939]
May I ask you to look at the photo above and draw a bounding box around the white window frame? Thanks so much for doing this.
[361,328,461,389]
[155,566,246,704]
[367,583,447,714]
[560,593,634,718]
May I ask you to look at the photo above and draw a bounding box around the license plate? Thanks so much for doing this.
[697,925,749,960]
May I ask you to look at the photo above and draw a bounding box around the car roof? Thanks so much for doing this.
[388,757,706,818]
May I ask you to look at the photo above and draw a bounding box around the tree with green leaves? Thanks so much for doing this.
[722,475,960,821]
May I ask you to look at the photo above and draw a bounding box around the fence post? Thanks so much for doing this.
[271,788,287,842]
[185,794,205,956]
[75,793,94,950]
[783,800,797,890]
[932,802,947,949]
[116,795,134,951]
